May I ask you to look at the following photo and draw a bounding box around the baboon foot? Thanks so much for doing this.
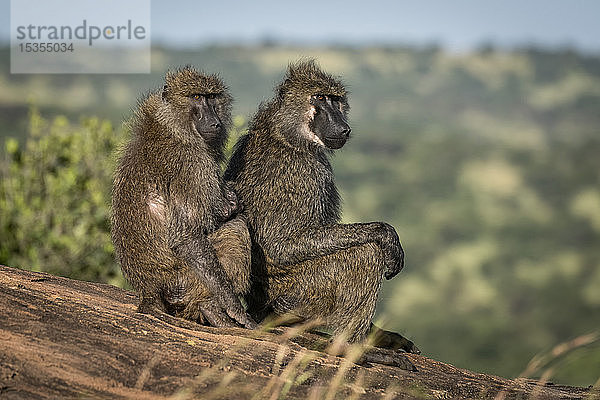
[370,324,421,354]
[136,297,166,316]
[136,299,204,330]
[198,301,246,329]
[358,348,417,372]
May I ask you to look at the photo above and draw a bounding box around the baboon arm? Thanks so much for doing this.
[166,203,231,296]
[169,233,256,329]
[167,204,256,328]
[168,231,233,296]
[262,222,391,266]
[260,221,404,279]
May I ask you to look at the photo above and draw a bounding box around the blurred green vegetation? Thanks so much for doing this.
[0,109,124,285]
[0,45,599,387]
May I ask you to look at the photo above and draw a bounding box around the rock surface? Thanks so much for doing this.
[0,265,590,399]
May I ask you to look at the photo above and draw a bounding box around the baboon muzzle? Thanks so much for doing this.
[312,99,351,150]
[323,117,351,149]
[194,105,222,137]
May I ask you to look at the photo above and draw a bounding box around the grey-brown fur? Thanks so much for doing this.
[225,60,417,356]
[111,66,255,328]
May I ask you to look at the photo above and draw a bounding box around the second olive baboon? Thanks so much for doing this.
[112,66,256,329]
[225,60,418,364]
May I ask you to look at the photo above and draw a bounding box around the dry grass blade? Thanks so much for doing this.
[268,349,307,400]
[324,340,366,400]
[135,353,161,390]
[495,331,599,400]
[346,370,366,400]
[586,376,600,400]
[529,368,554,400]
[521,331,598,378]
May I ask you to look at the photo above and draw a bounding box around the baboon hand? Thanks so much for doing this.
[376,223,405,280]
[215,290,257,329]
[220,181,241,221]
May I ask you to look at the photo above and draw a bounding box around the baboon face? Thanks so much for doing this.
[308,94,351,150]
[162,67,232,148]
[264,60,350,151]
[189,93,223,141]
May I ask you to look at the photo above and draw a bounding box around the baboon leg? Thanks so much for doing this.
[266,242,386,343]
[137,295,168,315]
[136,264,181,316]
[208,216,251,295]
[178,216,251,324]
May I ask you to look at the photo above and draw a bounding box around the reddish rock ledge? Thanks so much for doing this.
[0,265,591,399]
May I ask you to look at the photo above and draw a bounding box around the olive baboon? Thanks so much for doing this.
[111,66,256,329]
[225,61,418,361]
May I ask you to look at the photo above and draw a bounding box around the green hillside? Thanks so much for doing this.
[1,45,599,387]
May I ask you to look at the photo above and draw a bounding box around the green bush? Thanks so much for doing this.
[0,109,126,286]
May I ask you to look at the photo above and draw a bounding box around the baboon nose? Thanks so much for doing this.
[211,121,221,130]
[342,127,351,138]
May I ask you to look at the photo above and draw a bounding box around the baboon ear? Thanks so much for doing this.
[161,85,168,101]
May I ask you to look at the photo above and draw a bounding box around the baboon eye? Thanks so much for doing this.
[317,95,325,101]
[191,94,201,100]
